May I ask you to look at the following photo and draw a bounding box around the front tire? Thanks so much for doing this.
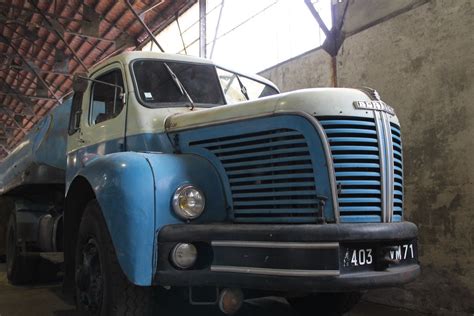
[75,199,157,315]
[6,213,37,285]
[288,292,363,316]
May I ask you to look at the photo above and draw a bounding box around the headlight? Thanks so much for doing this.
[172,184,205,220]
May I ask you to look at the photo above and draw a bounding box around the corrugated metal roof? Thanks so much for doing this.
[0,0,196,159]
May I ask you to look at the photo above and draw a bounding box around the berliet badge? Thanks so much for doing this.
[353,100,395,115]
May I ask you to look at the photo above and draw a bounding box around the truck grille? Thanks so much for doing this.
[189,128,320,223]
[318,117,383,222]
[391,122,403,221]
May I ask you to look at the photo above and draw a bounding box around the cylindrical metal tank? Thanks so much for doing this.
[0,99,72,194]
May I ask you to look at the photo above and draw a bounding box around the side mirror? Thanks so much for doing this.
[73,74,89,93]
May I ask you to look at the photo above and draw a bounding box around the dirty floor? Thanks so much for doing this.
[0,263,424,316]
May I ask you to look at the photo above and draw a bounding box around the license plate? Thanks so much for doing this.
[341,242,417,271]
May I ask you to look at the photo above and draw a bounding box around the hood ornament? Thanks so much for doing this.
[355,87,395,115]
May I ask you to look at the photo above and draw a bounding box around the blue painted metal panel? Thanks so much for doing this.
[66,132,173,190]
[330,146,379,152]
[72,152,156,285]
[333,154,379,160]
[329,137,378,144]
[340,215,381,223]
[143,153,228,227]
[334,163,380,169]
[67,150,226,285]
[339,206,382,212]
[125,132,175,153]
[324,128,377,135]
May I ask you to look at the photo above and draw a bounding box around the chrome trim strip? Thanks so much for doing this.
[374,111,388,222]
[285,111,340,223]
[211,241,339,249]
[382,112,395,222]
[358,88,398,223]
[210,266,340,277]
[167,110,341,223]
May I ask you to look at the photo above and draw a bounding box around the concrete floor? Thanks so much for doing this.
[0,263,424,316]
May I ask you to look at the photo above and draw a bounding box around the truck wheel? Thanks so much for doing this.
[288,292,363,316]
[75,200,157,315]
[6,213,37,285]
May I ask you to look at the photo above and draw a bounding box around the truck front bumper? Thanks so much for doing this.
[155,222,420,292]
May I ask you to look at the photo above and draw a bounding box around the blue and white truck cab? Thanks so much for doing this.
[0,51,419,315]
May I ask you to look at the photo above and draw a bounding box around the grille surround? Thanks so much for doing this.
[176,114,403,224]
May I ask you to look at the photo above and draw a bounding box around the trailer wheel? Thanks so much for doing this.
[6,213,37,285]
[75,200,158,315]
[287,292,363,316]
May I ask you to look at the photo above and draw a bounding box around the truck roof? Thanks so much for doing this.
[88,51,278,92]
[89,51,213,75]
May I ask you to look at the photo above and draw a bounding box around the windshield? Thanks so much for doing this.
[216,67,279,104]
[132,60,225,107]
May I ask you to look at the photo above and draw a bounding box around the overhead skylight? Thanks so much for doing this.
[142,0,332,73]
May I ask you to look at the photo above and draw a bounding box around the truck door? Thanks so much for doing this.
[70,63,127,155]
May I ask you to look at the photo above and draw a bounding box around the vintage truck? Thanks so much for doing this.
[0,51,419,315]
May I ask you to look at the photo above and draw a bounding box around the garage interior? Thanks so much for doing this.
[0,0,473,315]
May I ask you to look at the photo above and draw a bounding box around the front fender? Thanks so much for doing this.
[71,152,156,285]
[67,151,226,286]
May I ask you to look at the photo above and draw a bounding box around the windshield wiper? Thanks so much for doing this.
[163,62,195,110]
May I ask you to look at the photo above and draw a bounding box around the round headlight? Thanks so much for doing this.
[172,184,205,220]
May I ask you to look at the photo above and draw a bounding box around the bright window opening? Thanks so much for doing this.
[142,0,332,73]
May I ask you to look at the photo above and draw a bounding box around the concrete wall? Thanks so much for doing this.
[261,48,334,91]
[261,0,474,314]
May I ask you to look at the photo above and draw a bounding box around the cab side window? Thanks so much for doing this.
[90,69,124,125]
